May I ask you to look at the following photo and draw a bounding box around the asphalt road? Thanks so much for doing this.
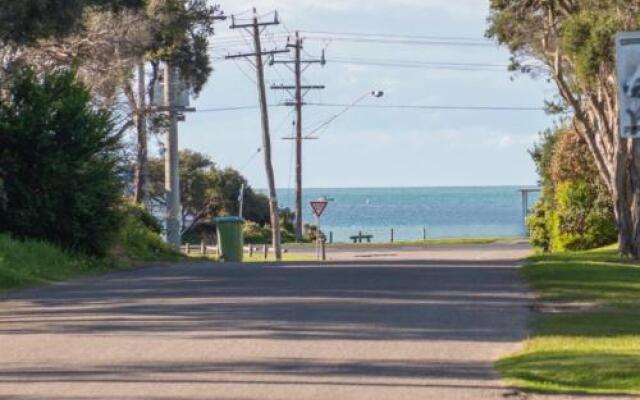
[0,261,533,400]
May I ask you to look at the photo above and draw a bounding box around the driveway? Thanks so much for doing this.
[0,261,532,399]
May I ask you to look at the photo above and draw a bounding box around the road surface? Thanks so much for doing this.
[0,260,533,399]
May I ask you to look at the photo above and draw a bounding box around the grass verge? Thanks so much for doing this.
[187,252,317,263]
[497,245,640,395]
[0,210,183,292]
[0,234,119,292]
[283,236,525,250]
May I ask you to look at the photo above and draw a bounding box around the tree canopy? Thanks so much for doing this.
[487,0,640,257]
[0,69,123,255]
[0,0,145,45]
[147,150,270,239]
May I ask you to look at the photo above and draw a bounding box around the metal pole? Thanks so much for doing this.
[315,215,320,260]
[164,63,181,249]
[238,183,245,218]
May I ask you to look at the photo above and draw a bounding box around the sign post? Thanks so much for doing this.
[310,198,329,260]
[616,32,640,138]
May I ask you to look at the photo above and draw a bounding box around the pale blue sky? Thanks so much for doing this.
[173,0,556,189]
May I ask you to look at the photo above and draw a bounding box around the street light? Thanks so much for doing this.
[304,89,385,138]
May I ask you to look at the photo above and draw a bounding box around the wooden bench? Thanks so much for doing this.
[350,232,374,243]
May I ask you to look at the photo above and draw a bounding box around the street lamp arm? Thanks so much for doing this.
[304,90,384,138]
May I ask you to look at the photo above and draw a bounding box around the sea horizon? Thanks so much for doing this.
[266,186,540,243]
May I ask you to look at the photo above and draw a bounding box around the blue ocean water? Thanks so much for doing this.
[276,186,539,243]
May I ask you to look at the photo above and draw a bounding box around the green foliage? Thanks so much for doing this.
[0,0,144,45]
[145,0,221,94]
[551,181,617,251]
[117,209,180,261]
[562,11,617,84]
[0,69,123,256]
[0,234,115,291]
[527,127,616,252]
[243,221,271,244]
[527,202,551,252]
[148,150,270,240]
[122,203,163,234]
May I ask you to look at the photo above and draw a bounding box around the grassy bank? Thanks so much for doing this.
[498,246,640,395]
[0,234,119,291]
[0,211,183,292]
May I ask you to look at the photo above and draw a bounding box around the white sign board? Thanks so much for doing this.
[617,32,640,138]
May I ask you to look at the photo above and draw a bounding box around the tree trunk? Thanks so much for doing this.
[614,140,640,258]
[132,62,148,205]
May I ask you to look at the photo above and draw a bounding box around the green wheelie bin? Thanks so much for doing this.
[215,216,244,262]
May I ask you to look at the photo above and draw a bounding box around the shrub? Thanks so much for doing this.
[0,69,122,256]
[527,201,551,252]
[551,181,617,251]
[528,127,617,252]
[117,205,179,261]
[243,221,271,244]
[123,203,162,234]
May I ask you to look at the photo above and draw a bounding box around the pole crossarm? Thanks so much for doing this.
[271,84,325,90]
[229,12,279,29]
[271,59,324,65]
[226,49,289,59]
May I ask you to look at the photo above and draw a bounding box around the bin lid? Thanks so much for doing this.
[214,216,244,224]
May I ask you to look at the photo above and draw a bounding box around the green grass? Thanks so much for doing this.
[116,216,182,263]
[0,215,184,292]
[283,236,525,249]
[187,252,317,263]
[0,234,118,291]
[389,236,524,246]
[497,245,640,395]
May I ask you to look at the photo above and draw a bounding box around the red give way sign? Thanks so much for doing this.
[310,200,329,217]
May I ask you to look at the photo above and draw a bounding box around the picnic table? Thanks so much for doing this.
[350,232,374,243]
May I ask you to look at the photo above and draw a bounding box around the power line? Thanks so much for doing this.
[328,57,507,71]
[300,29,490,42]
[302,103,544,111]
[195,103,544,113]
[303,36,495,47]
[330,56,506,68]
[198,105,262,112]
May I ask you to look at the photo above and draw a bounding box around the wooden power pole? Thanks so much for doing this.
[227,9,289,260]
[271,31,326,242]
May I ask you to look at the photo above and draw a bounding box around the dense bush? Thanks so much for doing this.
[123,203,163,234]
[527,127,617,251]
[551,181,617,251]
[0,69,122,255]
[243,221,271,244]
[117,209,179,261]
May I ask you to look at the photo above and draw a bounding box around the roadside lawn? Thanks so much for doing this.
[497,245,640,395]
[283,236,525,249]
[0,234,118,292]
[0,224,182,292]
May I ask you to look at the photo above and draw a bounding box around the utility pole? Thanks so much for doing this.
[271,31,326,242]
[164,62,181,249]
[133,62,148,205]
[227,9,289,260]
